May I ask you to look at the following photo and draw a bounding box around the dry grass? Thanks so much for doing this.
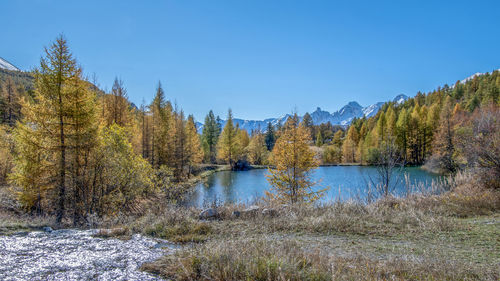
[0,212,53,235]
[439,172,500,217]
[399,172,500,218]
[209,199,456,237]
[142,237,498,281]
[0,186,54,234]
[94,227,130,239]
[127,206,213,243]
[142,220,212,243]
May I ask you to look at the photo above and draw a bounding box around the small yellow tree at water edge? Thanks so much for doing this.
[266,114,326,204]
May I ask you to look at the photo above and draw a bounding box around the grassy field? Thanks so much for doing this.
[134,198,499,280]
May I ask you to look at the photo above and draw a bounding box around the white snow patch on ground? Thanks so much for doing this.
[0,229,176,280]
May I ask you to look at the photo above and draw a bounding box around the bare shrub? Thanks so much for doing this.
[0,126,13,184]
[457,105,500,189]
[441,172,500,217]
[367,137,405,198]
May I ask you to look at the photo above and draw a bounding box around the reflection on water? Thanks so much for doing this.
[186,166,442,207]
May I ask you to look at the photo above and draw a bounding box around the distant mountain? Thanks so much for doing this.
[196,115,292,134]
[393,94,408,105]
[310,101,369,126]
[458,69,499,85]
[196,94,409,133]
[0,57,20,71]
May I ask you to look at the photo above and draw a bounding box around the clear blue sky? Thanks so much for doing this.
[2,0,499,121]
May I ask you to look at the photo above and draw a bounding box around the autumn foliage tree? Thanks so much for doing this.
[185,115,203,172]
[342,125,358,163]
[1,78,21,126]
[0,126,13,184]
[247,132,269,165]
[96,124,155,214]
[266,114,324,204]
[432,96,459,173]
[104,77,130,127]
[17,36,82,222]
[10,36,97,223]
[456,104,500,189]
[217,109,240,166]
[150,82,172,168]
[169,109,204,180]
[9,36,159,224]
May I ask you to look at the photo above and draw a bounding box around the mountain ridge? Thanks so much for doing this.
[0,57,20,72]
[196,94,409,133]
[196,69,499,133]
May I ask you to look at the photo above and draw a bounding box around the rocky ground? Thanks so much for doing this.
[0,228,177,281]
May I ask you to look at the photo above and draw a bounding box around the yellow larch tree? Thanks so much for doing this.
[266,114,324,204]
[217,109,240,166]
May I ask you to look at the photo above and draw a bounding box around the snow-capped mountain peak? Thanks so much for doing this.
[458,69,499,85]
[393,94,409,104]
[460,72,483,84]
[310,107,334,124]
[346,101,362,108]
[196,94,406,133]
[362,102,384,118]
[0,57,20,71]
[339,101,361,113]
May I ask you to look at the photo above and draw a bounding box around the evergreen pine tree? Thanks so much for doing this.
[302,112,314,138]
[201,110,219,163]
[265,122,276,151]
[315,131,324,147]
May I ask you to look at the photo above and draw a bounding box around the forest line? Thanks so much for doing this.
[0,36,498,225]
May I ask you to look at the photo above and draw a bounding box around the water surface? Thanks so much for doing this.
[186,166,442,207]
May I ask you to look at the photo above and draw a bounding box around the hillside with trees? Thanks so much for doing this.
[329,71,499,176]
[0,37,204,225]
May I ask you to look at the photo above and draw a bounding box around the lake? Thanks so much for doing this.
[185,166,443,207]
